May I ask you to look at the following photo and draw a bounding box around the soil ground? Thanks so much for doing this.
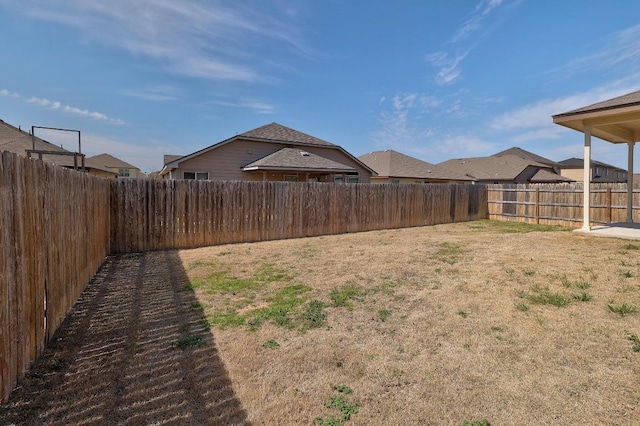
[1,220,640,425]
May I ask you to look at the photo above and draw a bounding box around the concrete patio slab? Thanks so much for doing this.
[574,222,640,240]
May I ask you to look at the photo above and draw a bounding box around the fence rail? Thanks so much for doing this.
[0,152,110,404]
[488,183,640,227]
[110,179,488,253]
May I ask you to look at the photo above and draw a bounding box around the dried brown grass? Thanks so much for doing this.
[180,220,640,425]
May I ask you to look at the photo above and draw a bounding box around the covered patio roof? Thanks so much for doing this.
[553,90,640,230]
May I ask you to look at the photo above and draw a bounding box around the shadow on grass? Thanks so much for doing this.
[0,251,250,425]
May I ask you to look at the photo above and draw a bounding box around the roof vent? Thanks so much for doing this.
[300,151,310,157]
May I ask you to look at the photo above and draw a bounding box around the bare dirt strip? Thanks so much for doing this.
[0,251,249,425]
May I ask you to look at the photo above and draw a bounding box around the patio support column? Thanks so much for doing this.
[628,141,635,222]
[583,125,592,230]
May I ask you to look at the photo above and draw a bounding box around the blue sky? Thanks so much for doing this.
[1,0,640,173]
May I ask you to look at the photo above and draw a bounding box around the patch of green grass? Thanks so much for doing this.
[458,310,469,318]
[207,308,245,329]
[623,243,640,250]
[627,333,640,352]
[171,332,206,349]
[248,284,312,330]
[262,339,280,349]
[315,385,359,425]
[434,242,465,264]
[515,302,529,312]
[572,291,592,302]
[461,420,491,426]
[186,260,215,270]
[300,300,327,331]
[330,284,365,309]
[469,219,565,234]
[620,270,634,279]
[523,268,535,277]
[523,285,569,307]
[254,263,294,282]
[331,384,352,394]
[191,271,257,294]
[608,302,637,316]
[378,309,392,322]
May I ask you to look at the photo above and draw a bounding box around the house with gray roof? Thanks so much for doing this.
[492,147,561,172]
[557,157,627,183]
[0,119,116,178]
[160,123,375,183]
[87,153,145,178]
[358,149,475,183]
[438,154,572,184]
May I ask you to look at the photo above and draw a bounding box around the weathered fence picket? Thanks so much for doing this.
[108,180,489,253]
[488,183,640,227]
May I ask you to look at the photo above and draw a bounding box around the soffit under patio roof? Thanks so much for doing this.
[552,90,640,144]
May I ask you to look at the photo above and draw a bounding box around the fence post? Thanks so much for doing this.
[607,187,612,224]
[535,187,540,224]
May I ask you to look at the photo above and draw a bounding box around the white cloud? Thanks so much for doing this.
[27,96,125,124]
[555,23,640,78]
[214,98,276,114]
[492,78,640,132]
[425,0,517,85]
[431,135,497,158]
[3,0,309,83]
[452,0,504,43]
[0,88,20,98]
[120,86,183,101]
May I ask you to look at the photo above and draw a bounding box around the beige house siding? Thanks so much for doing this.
[168,139,371,183]
[560,167,626,182]
[561,168,587,182]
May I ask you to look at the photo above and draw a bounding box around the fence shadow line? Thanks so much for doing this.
[0,250,250,425]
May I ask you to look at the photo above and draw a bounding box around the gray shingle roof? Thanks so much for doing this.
[240,122,336,147]
[358,150,474,181]
[554,90,640,117]
[88,153,139,170]
[243,147,355,172]
[529,168,574,182]
[492,147,560,167]
[558,157,623,170]
[438,155,553,181]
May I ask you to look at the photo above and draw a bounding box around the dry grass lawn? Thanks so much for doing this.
[179,220,640,425]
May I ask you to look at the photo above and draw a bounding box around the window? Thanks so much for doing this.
[118,168,130,177]
[391,179,400,184]
[334,176,344,183]
[184,172,209,180]
[284,175,298,182]
[594,167,600,177]
[347,176,359,184]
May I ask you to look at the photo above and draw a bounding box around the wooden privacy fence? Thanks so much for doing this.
[488,183,640,227]
[2,151,488,404]
[0,151,110,404]
[110,179,488,253]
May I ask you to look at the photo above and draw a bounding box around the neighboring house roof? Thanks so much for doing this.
[554,90,640,117]
[438,154,566,182]
[240,122,336,147]
[358,150,475,181]
[243,147,355,172]
[87,153,140,170]
[0,119,115,175]
[529,169,574,182]
[558,157,624,170]
[492,147,560,168]
[161,122,376,176]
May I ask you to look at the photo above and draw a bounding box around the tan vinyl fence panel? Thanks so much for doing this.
[0,151,110,404]
[488,183,640,227]
[110,180,488,253]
